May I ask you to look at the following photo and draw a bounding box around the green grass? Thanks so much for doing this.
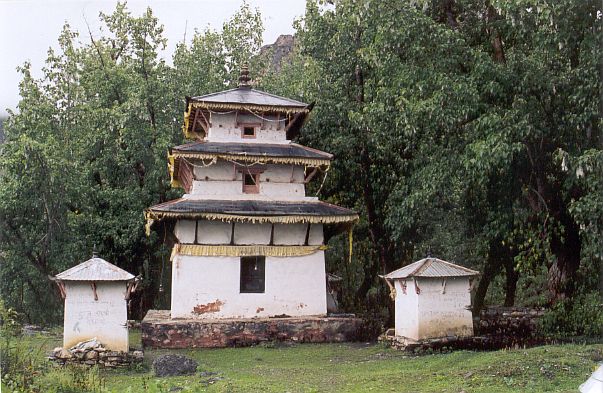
[3,330,602,393]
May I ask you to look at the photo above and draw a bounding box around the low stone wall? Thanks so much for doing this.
[475,306,545,337]
[381,306,547,352]
[142,309,363,348]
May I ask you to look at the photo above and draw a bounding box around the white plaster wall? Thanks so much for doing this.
[233,223,272,245]
[308,224,324,245]
[273,223,307,245]
[394,279,419,339]
[174,221,324,246]
[416,277,474,339]
[207,113,288,143]
[170,251,327,319]
[191,163,307,200]
[174,220,196,243]
[193,161,235,181]
[197,220,232,244]
[63,281,129,351]
[260,165,304,183]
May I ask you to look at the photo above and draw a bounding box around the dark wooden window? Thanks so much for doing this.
[240,256,265,293]
[242,126,256,138]
[242,172,259,193]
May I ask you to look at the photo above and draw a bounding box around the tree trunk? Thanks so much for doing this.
[503,258,519,306]
[473,242,504,314]
[548,222,581,302]
[547,189,582,302]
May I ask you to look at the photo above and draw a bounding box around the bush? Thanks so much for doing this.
[538,291,603,337]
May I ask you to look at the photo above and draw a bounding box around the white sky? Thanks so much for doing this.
[0,0,307,117]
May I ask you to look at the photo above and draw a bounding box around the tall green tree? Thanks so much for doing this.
[263,0,602,318]
[0,2,265,323]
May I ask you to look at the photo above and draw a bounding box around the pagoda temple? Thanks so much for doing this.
[141,66,360,348]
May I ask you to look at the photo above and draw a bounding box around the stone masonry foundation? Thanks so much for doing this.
[141,310,363,348]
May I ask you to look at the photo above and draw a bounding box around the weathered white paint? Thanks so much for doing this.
[308,224,324,245]
[259,165,304,183]
[416,277,474,339]
[193,160,235,181]
[197,220,232,244]
[174,220,196,243]
[173,220,323,247]
[393,277,473,340]
[207,112,288,143]
[63,281,129,351]
[273,223,307,245]
[191,180,306,199]
[170,251,327,319]
[233,222,272,245]
[394,279,419,339]
[191,163,307,200]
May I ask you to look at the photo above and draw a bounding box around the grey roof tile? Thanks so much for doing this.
[383,258,479,279]
[191,87,307,108]
[148,199,356,218]
[55,257,135,281]
[172,142,332,160]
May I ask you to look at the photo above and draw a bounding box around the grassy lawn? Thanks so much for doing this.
[3,330,602,392]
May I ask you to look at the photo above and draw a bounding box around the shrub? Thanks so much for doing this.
[538,291,603,338]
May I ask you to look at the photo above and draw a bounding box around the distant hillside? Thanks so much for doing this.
[260,34,295,73]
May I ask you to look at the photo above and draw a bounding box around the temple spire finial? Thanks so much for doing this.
[238,63,252,89]
[92,244,98,258]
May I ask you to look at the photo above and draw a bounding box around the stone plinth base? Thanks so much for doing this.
[141,310,362,348]
[379,329,546,353]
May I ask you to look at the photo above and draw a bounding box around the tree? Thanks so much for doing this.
[0,2,266,323]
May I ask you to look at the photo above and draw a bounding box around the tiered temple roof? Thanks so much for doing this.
[146,65,358,232]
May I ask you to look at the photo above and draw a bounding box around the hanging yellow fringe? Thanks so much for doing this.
[171,152,331,168]
[182,103,308,140]
[167,153,181,188]
[191,102,309,115]
[145,211,359,230]
[348,227,353,264]
[172,244,327,257]
[182,105,193,139]
[145,217,154,237]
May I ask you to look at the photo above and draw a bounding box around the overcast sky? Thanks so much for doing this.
[0,0,307,117]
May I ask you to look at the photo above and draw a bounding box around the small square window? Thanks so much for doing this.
[242,173,259,193]
[240,256,265,293]
[242,126,255,138]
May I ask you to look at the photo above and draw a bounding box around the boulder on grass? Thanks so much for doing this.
[153,354,198,377]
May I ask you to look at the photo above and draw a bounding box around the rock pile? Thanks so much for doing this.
[49,338,143,368]
[153,354,198,377]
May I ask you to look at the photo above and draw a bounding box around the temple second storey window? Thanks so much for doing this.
[240,256,265,293]
[242,126,256,138]
[242,172,259,194]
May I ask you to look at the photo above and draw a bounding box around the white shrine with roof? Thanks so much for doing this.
[52,253,139,352]
[144,66,358,323]
[381,257,480,342]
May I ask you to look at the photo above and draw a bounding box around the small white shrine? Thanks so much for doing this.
[381,257,479,341]
[145,66,358,321]
[52,253,139,352]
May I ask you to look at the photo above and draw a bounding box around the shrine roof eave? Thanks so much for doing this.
[187,87,308,112]
[170,141,333,167]
[54,257,136,282]
[144,199,359,235]
[381,257,480,280]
